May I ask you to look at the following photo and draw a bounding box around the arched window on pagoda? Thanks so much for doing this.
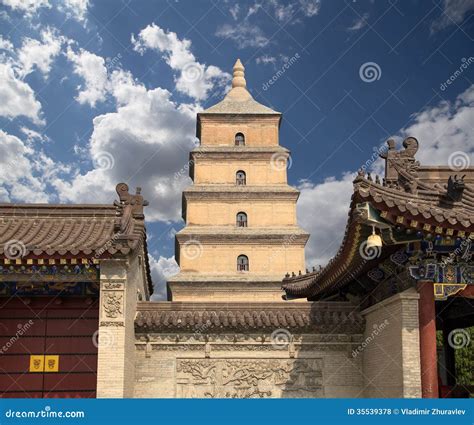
[237,255,249,271]
[236,170,246,185]
[235,132,245,146]
[236,212,248,227]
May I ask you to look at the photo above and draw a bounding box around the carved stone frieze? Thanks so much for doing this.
[135,333,362,345]
[151,344,204,351]
[102,292,123,318]
[100,321,124,327]
[102,281,125,290]
[175,358,324,398]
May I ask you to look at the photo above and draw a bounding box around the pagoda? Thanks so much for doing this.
[168,59,309,302]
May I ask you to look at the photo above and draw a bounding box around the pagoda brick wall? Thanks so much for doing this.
[193,160,287,185]
[198,116,279,147]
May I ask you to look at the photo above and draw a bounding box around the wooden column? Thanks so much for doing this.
[417,280,439,398]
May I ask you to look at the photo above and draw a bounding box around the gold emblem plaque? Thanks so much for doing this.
[29,355,59,372]
[45,355,59,372]
[29,355,44,372]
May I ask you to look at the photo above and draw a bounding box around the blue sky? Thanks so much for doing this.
[0,0,473,298]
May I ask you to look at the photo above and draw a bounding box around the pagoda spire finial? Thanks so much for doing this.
[232,59,246,89]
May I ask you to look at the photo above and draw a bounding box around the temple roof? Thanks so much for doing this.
[135,301,364,333]
[0,183,149,259]
[199,59,280,116]
[282,137,474,300]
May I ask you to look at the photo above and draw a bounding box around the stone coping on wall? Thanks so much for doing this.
[360,288,420,317]
[135,301,364,333]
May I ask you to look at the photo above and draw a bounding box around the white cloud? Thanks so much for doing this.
[17,27,64,77]
[431,0,474,32]
[0,0,51,16]
[132,23,230,101]
[215,22,269,49]
[57,0,89,22]
[0,63,43,124]
[398,84,474,165]
[297,174,354,267]
[256,55,277,65]
[219,0,320,49]
[149,254,179,300]
[0,129,66,202]
[20,126,50,143]
[1,0,89,22]
[66,46,108,107]
[0,35,13,50]
[270,0,295,22]
[53,69,198,222]
[0,28,62,124]
[229,3,240,20]
[299,0,321,17]
[347,13,369,32]
[244,0,320,21]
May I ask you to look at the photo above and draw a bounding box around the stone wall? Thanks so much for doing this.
[96,251,149,398]
[133,332,364,398]
[361,288,422,398]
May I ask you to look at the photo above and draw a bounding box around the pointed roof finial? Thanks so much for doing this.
[232,59,246,89]
[198,58,281,114]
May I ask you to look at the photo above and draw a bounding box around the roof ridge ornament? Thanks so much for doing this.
[114,183,148,233]
[379,137,420,192]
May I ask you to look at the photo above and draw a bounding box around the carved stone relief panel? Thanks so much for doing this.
[176,358,323,398]
[102,291,123,319]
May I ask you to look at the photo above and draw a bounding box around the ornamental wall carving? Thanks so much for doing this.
[175,358,324,398]
[135,333,363,345]
[103,281,124,290]
[102,292,123,319]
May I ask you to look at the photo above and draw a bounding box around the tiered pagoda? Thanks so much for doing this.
[168,59,309,302]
